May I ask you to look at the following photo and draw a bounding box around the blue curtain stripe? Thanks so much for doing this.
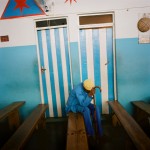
[106,28,114,100]
[92,29,102,110]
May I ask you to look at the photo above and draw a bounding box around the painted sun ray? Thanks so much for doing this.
[65,0,77,4]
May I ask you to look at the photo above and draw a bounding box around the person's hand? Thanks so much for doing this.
[88,88,95,97]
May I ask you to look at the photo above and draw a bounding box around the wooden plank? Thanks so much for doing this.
[67,112,86,133]
[1,104,48,150]
[0,101,25,121]
[108,101,150,150]
[132,101,150,116]
[66,112,88,150]
[8,109,20,130]
[0,101,25,130]
[132,101,150,138]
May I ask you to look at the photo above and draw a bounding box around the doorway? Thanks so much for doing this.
[78,14,115,114]
[36,18,72,117]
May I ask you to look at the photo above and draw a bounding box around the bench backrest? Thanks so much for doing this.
[1,104,48,150]
[132,101,150,116]
[108,101,150,150]
[0,101,25,121]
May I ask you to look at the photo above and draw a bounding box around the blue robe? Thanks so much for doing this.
[66,83,103,136]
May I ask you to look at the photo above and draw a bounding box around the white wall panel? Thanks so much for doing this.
[0,18,36,47]
[0,0,149,44]
[115,7,150,39]
[54,0,150,15]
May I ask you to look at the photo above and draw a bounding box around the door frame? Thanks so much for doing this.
[77,12,117,101]
[34,16,73,106]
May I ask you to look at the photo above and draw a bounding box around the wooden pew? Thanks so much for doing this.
[0,101,25,131]
[132,101,150,117]
[1,104,48,150]
[108,100,150,150]
[66,112,88,150]
[132,101,150,137]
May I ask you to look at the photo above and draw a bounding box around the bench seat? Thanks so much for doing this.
[66,112,88,150]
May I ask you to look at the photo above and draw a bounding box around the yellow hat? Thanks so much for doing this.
[83,79,94,91]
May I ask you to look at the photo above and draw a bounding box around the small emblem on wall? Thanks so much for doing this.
[0,35,9,42]
[14,0,29,12]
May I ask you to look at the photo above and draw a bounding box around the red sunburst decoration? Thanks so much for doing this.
[14,0,29,12]
[65,0,77,4]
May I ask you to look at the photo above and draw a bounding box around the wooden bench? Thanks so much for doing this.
[66,112,88,150]
[1,104,48,150]
[132,101,150,137]
[132,101,150,118]
[0,101,25,131]
[108,100,150,150]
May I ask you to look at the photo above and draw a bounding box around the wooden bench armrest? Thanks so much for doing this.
[108,101,150,150]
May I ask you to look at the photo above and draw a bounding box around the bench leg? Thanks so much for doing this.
[112,114,121,127]
[8,110,20,131]
[36,114,46,130]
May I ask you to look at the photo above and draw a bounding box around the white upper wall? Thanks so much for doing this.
[53,0,149,15]
[115,7,150,39]
[0,0,149,46]
[0,18,36,47]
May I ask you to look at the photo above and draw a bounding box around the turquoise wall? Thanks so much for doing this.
[0,45,41,119]
[116,38,150,114]
[0,38,150,117]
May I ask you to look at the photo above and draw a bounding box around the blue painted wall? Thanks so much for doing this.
[0,45,41,119]
[116,38,150,114]
[0,38,150,117]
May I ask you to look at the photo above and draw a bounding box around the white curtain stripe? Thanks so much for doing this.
[86,29,95,82]
[59,28,69,103]
[85,29,95,104]
[99,28,109,114]
[50,29,62,117]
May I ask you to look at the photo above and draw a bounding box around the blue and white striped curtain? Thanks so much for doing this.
[37,27,72,117]
[79,28,114,114]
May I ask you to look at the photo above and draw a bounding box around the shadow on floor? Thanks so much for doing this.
[24,115,136,150]
[24,117,68,150]
[0,115,136,150]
